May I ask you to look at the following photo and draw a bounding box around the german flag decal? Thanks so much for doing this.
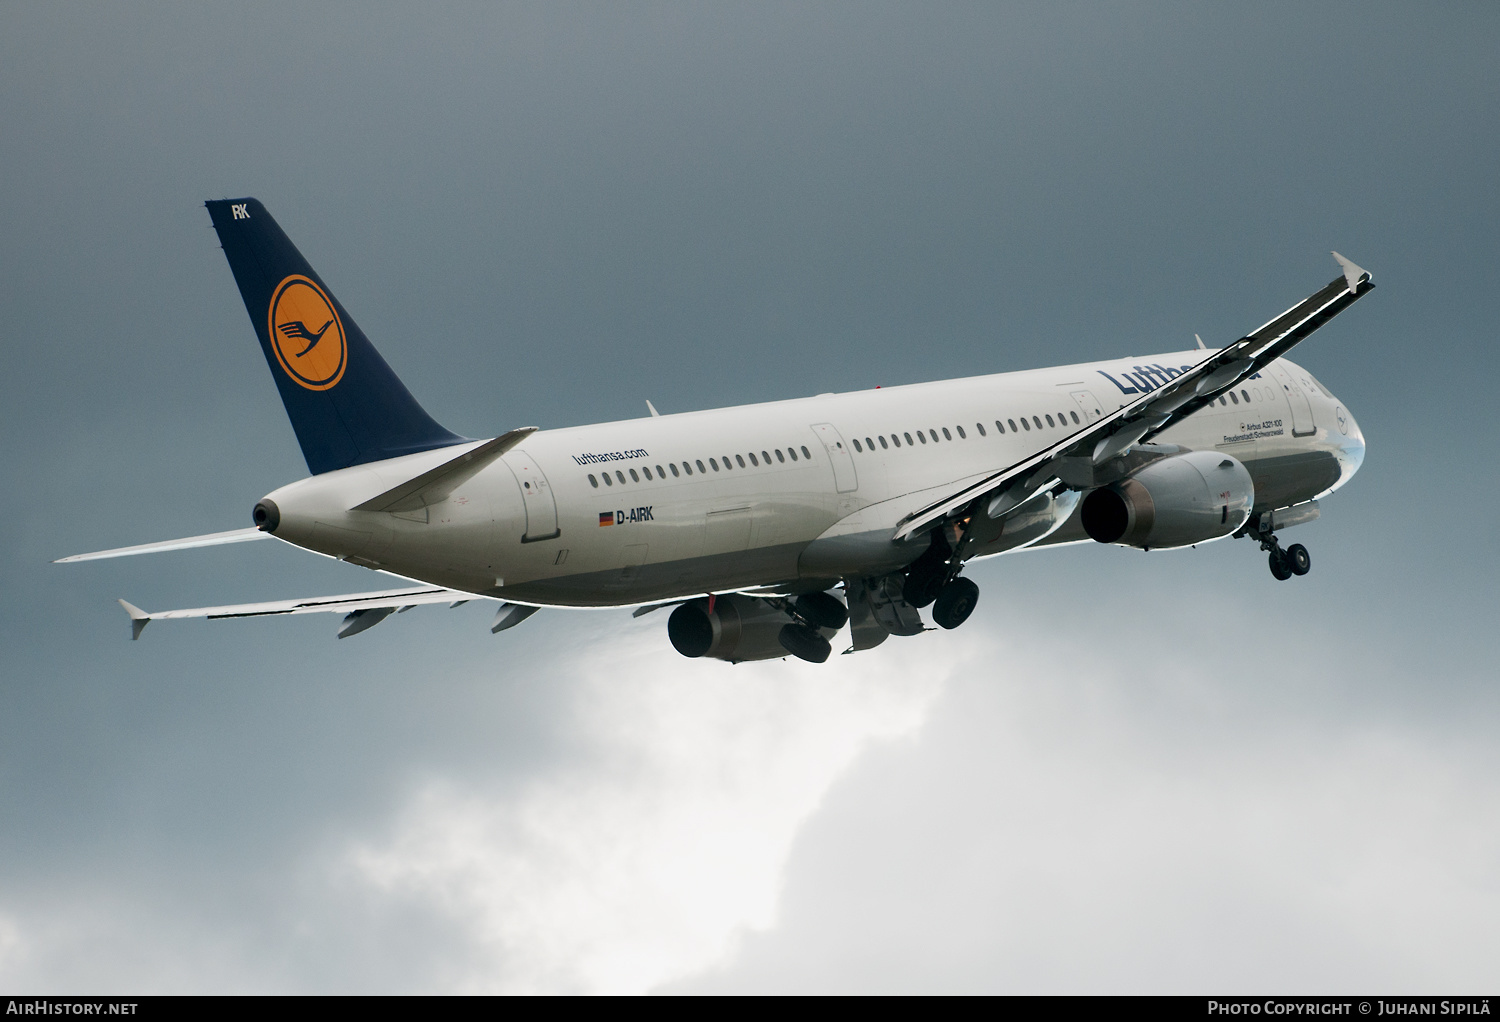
[599,512,614,527]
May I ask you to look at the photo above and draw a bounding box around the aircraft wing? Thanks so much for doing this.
[892,253,1375,541]
[116,585,485,640]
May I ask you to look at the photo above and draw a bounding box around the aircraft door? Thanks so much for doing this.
[1070,390,1104,423]
[1267,364,1316,436]
[507,451,561,542]
[811,423,858,493]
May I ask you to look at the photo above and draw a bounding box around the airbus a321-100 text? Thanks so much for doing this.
[59,199,1372,663]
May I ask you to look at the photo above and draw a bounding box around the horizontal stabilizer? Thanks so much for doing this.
[352,427,537,513]
[56,528,269,563]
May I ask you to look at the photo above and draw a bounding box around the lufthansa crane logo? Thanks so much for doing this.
[267,275,347,390]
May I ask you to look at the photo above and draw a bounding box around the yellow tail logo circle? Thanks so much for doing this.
[268,275,347,390]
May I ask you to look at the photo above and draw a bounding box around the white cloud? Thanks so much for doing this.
[671,589,1500,993]
[347,621,950,994]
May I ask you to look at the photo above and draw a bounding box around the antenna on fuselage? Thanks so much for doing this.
[646,400,661,417]
[1195,333,1207,349]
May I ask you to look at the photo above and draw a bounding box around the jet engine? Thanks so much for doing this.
[667,594,840,663]
[1080,450,1253,550]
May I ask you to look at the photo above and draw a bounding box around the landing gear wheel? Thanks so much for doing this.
[932,577,980,630]
[902,568,946,609]
[779,623,832,663]
[1285,543,1311,576]
[1268,550,1293,581]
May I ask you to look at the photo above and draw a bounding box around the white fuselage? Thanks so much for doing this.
[260,350,1365,606]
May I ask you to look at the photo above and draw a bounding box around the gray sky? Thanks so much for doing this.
[2,2,1498,993]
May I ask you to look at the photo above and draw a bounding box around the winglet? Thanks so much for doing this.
[118,599,150,640]
[1195,333,1207,350]
[646,400,661,417]
[1331,251,1370,293]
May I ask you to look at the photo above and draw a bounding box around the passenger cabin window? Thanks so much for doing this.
[1021,418,1031,431]
[1008,419,1018,432]
[903,432,913,446]
[891,434,901,448]
[603,473,613,486]
[957,425,967,438]
[917,431,927,444]
[1241,389,1250,403]
[878,436,888,449]
[1045,415,1055,428]
[761,450,772,464]
[642,467,652,480]
[1070,411,1080,424]
[616,471,626,484]
[787,448,798,462]
[749,452,759,465]
[801,445,811,459]
[630,468,640,481]
[996,420,1006,434]
[776,449,786,462]
[736,454,746,468]
[696,460,707,473]
[929,429,939,442]
[709,458,719,471]
[1032,416,1043,429]
[852,439,863,452]
[684,462,693,475]
[976,423,986,436]
[1229,392,1239,404]
[656,465,666,477]
[942,427,952,440]
[589,474,599,488]
[670,463,680,477]
[865,437,875,451]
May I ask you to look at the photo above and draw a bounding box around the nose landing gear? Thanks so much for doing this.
[1253,515,1311,582]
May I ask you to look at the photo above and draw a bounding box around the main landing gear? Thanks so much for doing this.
[931,577,979,630]
[775,590,850,664]
[901,523,980,630]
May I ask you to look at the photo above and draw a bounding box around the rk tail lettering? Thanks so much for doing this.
[231,203,250,220]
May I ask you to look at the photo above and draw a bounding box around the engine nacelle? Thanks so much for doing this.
[1080,450,1253,550]
[668,594,838,663]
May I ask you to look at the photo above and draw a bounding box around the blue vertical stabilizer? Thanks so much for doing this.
[205,198,466,474]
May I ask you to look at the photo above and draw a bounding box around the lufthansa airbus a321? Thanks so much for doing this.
[59,199,1372,664]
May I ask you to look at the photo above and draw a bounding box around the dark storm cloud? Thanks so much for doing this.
[1,2,1497,992]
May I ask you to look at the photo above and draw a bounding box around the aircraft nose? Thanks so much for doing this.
[1333,402,1365,483]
